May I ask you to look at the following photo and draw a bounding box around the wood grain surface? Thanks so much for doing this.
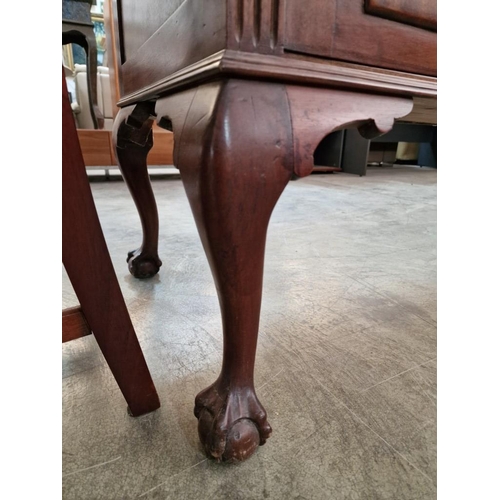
[117,0,226,96]
[110,0,437,105]
[284,0,436,76]
[364,0,437,31]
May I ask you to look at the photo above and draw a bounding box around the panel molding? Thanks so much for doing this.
[117,50,437,108]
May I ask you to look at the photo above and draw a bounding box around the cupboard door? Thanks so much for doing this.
[283,0,436,76]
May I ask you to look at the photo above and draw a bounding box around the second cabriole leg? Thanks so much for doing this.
[113,103,162,279]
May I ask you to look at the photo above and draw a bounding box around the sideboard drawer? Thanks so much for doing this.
[283,0,436,76]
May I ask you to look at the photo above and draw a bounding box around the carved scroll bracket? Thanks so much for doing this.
[154,80,413,180]
[285,85,414,177]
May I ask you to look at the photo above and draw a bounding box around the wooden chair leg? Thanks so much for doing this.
[62,68,160,416]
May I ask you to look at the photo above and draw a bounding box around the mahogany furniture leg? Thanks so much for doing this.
[155,80,295,462]
[62,69,160,416]
[113,103,162,278]
[150,79,412,461]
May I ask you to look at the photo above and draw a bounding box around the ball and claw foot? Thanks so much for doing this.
[127,249,162,279]
[194,382,272,463]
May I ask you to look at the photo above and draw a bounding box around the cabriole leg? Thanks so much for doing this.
[154,79,413,462]
[113,103,162,278]
[156,80,294,462]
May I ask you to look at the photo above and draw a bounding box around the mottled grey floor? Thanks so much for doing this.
[63,166,436,500]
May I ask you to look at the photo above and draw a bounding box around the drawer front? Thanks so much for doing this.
[283,0,436,76]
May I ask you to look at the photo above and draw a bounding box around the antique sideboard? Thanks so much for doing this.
[110,0,437,463]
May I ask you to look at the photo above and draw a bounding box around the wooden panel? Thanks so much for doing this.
[77,129,174,166]
[283,0,336,55]
[284,0,436,76]
[364,0,437,31]
[116,0,226,98]
[77,129,113,166]
[148,127,174,165]
[119,0,184,63]
[62,306,92,343]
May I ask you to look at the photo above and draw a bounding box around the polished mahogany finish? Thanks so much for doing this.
[62,69,160,416]
[112,0,436,100]
[109,0,436,461]
[364,0,437,31]
[283,1,436,75]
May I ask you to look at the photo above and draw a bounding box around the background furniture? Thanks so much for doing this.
[315,123,437,176]
[343,123,437,175]
[71,64,114,129]
[109,0,437,462]
[76,125,173,166]
[62,0,104,129]
[62,67,160,417]
[314,96,437,174]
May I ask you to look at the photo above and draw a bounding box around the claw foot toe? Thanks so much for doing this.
[126,249,162,279]
[194,383,272,463]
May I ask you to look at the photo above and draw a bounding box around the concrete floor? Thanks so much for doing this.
[62,166,436,500]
